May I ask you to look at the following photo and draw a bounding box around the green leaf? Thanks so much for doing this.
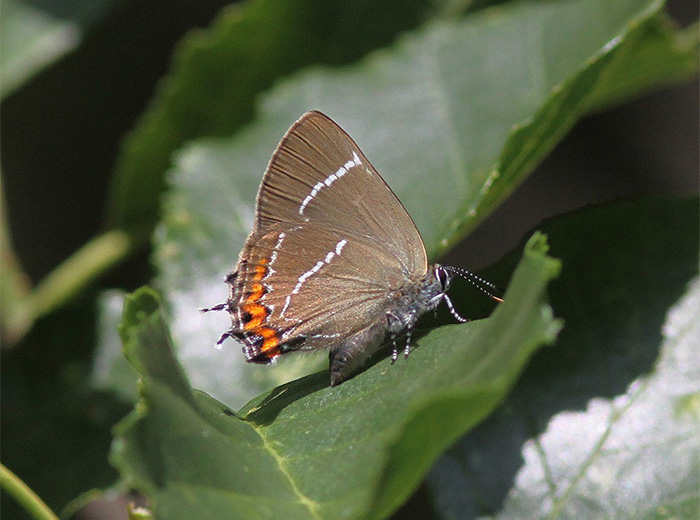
[471,6,699,229]
[154,0,697,406]
[111,234,561,520]
[0,172,32,344]
[105,0,697,241]
[0,0,80,99]
[585,16,699,113]
[427,196,700,519]
[91,290,139,403]
[106,0,429,233]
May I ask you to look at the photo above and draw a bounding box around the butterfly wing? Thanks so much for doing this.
[254,110,427,277]
[227,111,431,366]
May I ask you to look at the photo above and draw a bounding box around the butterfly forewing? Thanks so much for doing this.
[255,111,428,277]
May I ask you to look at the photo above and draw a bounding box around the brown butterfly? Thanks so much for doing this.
[205,111,501,386]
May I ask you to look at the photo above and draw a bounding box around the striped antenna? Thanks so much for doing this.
[440,265,504,303]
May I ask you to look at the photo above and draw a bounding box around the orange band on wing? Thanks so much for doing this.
[252,258,268,281]
[259,328,280,354]
[247,282,265,302]
[244,324,281,358]
[240,258,282,359]
[243,302,267,330]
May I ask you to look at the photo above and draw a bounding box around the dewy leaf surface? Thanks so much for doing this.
[428,196,700,520]
[152,0,695,406]
[111,234,561,520]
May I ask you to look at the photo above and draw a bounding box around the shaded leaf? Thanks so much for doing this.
[111,233,561,520]
[427,196,700,519]
[0,301,131,518]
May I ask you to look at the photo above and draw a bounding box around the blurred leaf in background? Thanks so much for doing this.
[0,0,80,98]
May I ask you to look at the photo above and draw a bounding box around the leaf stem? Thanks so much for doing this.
[26,228,145,319]
[0,464,60,520]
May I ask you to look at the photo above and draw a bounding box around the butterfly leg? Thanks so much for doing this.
[391,337,399,364]
[403,326,413,359]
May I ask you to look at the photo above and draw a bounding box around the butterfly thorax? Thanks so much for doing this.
[385,265,445,335]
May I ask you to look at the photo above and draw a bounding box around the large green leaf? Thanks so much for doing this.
[428,196,700,519]
[112,233,561,520]
[106,0,429,232]
[150,0,697,407]
[104,0,697,239]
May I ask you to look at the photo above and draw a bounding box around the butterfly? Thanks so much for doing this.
[204,111,501,386]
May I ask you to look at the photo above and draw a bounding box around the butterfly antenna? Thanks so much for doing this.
[442,266,504,303]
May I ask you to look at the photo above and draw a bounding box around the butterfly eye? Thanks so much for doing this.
[435,265,451,291]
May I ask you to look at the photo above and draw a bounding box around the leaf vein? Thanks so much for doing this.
[254,426,323,519]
